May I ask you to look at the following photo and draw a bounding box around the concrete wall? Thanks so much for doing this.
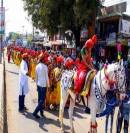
[103,0,130,15]
[103,0,126,6]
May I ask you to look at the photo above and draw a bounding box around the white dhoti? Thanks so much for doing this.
[19,60,29,95]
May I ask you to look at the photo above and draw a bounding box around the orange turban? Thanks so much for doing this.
[57,55,64,63]
[85,39,94,49]
[22,53,28,59]
[65,58,75,69]
[38,53,44,60]
[92,34,97,44]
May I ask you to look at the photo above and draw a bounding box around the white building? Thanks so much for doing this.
[103,0,130,15]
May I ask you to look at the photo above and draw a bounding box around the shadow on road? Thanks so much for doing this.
[74,106,86,119]
[23,111,48,132]
[6,70,19,75]
[45,103,85,120]
[23,111,70,132]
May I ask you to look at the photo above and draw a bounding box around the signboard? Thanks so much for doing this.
[0,7,5,35]
[106,38,128,46]
[106,38,116,46]
[106,32,116,46]
[120,19,130,36]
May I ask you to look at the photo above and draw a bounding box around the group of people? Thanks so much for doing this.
[95,87,130,133]
[19,52,50,118]
[7,34,97,117]
[8,45,76,118]
[6,34,130,132]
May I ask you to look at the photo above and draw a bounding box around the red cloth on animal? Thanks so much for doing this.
[74,61,88,94]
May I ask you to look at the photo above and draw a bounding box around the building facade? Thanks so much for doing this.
[103,0,130,15]
[95,0,130,62]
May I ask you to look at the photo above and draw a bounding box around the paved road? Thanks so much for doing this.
[5,57,128,133]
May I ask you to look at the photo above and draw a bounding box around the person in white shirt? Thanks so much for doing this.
[33,53,50,118]
[19,53,29,112]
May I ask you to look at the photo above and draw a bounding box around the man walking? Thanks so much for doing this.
[116,90,130,133]
[33,53,50,118]
[19,53,29,112]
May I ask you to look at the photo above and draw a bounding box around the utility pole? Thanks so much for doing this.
[33,26,35,40]
[0,0,3,63]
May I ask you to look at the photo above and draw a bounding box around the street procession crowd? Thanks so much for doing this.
[6,34,130,133]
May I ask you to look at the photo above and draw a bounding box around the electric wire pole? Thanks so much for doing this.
[0,0,3,63]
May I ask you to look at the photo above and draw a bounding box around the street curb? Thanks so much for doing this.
[3,53,8,133]
[0,55,4,133]
[0,53,8,133]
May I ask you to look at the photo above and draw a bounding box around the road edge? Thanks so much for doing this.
[0,53,8,133]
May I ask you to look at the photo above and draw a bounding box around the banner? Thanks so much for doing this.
[117,38,128,46]
[106,38,116,46]
[120,19,130,36]
[0,7,5,35]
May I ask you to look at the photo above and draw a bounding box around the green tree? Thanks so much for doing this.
[23,0,101,46]
[27,34,33,44]
[9,32,20,41]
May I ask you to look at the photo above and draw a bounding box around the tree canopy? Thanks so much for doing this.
[23,0,101,46]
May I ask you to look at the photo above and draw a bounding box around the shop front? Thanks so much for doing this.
[96,13,130,62]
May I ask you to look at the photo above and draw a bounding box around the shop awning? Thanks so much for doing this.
[97,13,122,22]
[50,40,67,45]
[43,42,52,47]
